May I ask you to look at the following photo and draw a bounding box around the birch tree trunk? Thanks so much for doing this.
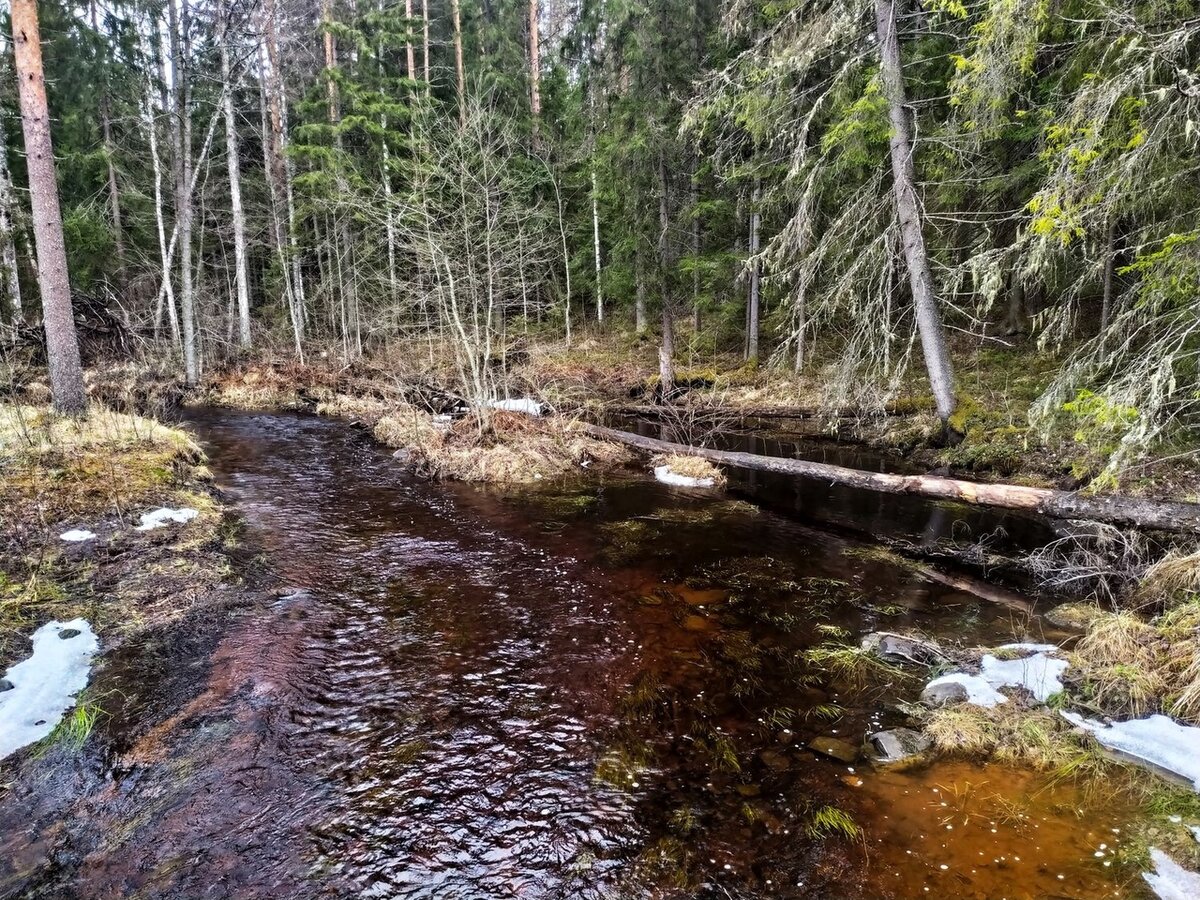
[146,81,179,344]
[874,0,957,426]
[220,0,251,347]
[591,169,602,323]
[405,0,416,80]
[451,0,465,126]
[0,112,23,323]
[89,0,125,288]
[168,0,197,384]
[11,0,87,414]
[747,177,761,361]
[529,0,541,143]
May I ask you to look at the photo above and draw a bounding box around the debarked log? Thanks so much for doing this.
[582,423,1200,534]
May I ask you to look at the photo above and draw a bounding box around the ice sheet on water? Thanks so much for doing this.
[1144,848,1200,899]
[135,507,199,531]
[653,465,715,489]
[1062,712,1200,791]
[0,618,99,759]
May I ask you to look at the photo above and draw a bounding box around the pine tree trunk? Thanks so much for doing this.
[0,113,23,323]
[747,177,761,361]
[874,0,957,427]
[168,0,197,384]
[11,0,86,414]
[451,0,465,126]
[529,0,541,143]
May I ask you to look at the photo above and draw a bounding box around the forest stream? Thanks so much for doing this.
[1,409,1156,898]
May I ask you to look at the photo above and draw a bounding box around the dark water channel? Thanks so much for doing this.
[68,410,1148,898]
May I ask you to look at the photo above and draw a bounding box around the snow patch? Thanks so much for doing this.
[488,398,543,417]
[1062,713,1200,791]
[980,648,1068,703]
[1144,848,1200,900]
[924,672,1009,707]
[59,529,97,543]
[135,507,199,531]
[654,465,715,489]
[923,644,1068,707]
[0,618,99,759]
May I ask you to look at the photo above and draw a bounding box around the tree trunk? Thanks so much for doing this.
[1005,273,1026,336]
[591,168,602,323]
[1100,220,1117,331]
[747,177,761,361]
[451,0,465,126]
[220,0,251,348]
[405,0,416,81]
[146,78,179,344]
[635,244,646,334]
[168,0,197,384]
[875,0,956,427]
[529,0,541,143]
[657,154,675,395]
[11,0,87,414]
[422,0,430,89]
[0,113,23,323]
[585,424,1200,535]
[89,0,125,290]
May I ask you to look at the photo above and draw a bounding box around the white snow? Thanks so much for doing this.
[135,506,199,531]
[924,644,1068,707]
[925,672,1010,707]
[1062,712,1200,791]
[488,398,543,417]
[0,618,99,759]
[980,648,1069,702]
[59,529,97,543]
[1144,848,1200,900]
[653,465,715,489]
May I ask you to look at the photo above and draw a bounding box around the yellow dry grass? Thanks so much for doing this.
[655,453,728,487]
[371,407,633,484]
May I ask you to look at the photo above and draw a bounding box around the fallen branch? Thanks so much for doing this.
[583,423,1200,534]
[613,403,914,420]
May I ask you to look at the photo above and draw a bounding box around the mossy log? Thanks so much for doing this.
[584,423,1200,534]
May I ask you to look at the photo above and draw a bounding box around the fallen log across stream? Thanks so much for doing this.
[582,423,1200,535]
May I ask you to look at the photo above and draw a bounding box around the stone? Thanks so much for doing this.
[392,448,412,463]
[867,728,932,767]
[808,736,860,764]
[861,631,948,666]
[921,679,970,707]
[759,749,791,771]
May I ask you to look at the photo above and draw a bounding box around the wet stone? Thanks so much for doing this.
[58,629,82,640]
[861,631,947,666]
[0,679,12,693]
[735,783,762,797]
[808,736,860,764]
[682,614,715,632]
[921,679,970,707]
[759,749,791,771]
[867,728,932,767]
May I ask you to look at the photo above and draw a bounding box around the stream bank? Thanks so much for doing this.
[3,407,1197,897]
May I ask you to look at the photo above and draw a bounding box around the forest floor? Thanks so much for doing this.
[154,326,1200,503]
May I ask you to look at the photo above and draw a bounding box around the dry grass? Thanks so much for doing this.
[316,393,396,425]
[923,704,1104,772]
[1072,612,1168,718]
[1137,549,1200,608]
[654,454,728,488]
[372,406,633,484]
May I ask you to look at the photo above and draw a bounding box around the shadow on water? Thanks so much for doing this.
[5,409,1148,899]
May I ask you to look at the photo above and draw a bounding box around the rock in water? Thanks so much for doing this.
[861,631,948,666]
[808,736,860,764]
[867,728,932,766]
